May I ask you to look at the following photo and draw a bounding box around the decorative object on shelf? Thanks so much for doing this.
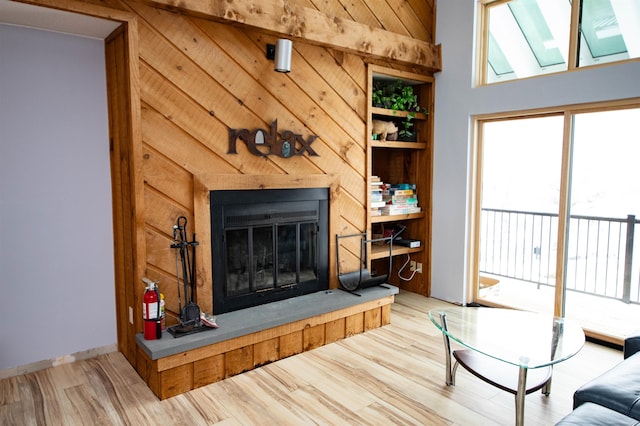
[371,79,428,142]
[228,120,318,158]
[371,119,398,141]
[266,39,292,73]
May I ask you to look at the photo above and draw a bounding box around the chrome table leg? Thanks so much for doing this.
[515,366,528,426]
[438,312,455,386]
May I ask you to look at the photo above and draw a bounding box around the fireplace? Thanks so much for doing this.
[210,188,329,314]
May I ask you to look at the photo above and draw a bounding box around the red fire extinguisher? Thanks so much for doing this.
[143,278,162,340]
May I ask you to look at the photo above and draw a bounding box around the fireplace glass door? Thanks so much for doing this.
[211,188,328,314]
[225,222,318,296]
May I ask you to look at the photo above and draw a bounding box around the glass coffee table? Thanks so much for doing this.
[429,307,585,426]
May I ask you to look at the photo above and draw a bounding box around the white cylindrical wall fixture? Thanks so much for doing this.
[274,39,292,73]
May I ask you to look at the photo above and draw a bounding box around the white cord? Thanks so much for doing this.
[397,254,417,281]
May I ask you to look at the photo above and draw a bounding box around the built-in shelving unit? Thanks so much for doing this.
[367,65,434,296]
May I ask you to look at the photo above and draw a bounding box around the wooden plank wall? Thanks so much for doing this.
[132,1,370,319]
[20,0,436,365]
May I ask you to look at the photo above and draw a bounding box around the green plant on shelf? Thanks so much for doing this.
[372,79,428,142]
[399,113,416,141]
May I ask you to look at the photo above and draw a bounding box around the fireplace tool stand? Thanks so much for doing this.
[336,233,393,294]
[167,216,210,337]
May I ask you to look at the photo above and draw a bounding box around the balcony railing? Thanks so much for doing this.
[480,208,640,304]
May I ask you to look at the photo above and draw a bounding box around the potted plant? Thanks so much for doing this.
[398,114,417,142]
[372,80,396,109]
[372,79,428,142]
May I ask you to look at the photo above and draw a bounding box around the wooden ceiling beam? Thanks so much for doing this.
[146,0,442,72]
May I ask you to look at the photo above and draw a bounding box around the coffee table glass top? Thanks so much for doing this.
[428,307,585,369]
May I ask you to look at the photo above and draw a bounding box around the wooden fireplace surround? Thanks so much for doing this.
[135,173,397,399]
[188,173,342,315]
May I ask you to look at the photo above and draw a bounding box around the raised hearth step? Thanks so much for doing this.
[136,284,399,360]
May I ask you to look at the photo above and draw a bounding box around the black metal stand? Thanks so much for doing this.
[336,233,393,293]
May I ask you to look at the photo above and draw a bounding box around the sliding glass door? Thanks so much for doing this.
[477,115,564,316]
[475,105,640,342]
[564,108,640,339]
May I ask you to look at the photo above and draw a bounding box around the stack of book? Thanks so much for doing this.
[381,183,421,216]
[370,176,386,216]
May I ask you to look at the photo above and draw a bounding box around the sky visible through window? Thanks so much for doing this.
[572,108,640,218]
[481,108,640,220]
[482,116,563,214]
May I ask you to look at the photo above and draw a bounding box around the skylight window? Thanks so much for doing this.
[508,0,566,67]
[488,33,514,76]
[485,0,570,83]
[578,0,638,66]
[481,0,640,84]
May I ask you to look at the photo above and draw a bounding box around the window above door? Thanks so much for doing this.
[479,0,640,85]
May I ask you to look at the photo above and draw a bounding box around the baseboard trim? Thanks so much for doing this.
[0,343,118,380]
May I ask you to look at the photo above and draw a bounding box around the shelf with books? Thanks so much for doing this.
[367,64,433,296]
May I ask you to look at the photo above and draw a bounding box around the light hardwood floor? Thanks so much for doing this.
[0,291,623,425]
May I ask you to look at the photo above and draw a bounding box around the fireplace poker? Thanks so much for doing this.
[171,216,200,326]
[172,224,183,316]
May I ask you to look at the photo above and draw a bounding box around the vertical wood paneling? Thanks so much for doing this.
[254,338,280,367]
[325,317,346,343]
[160,364,193,399]
[280,332,304,358]
[224,346,254,378]
[193,354,224,388]
[303,324,326,351]
[105,26,132,362]
[381,304,391,325]
[364,307,382,331]
[345,313,365,336]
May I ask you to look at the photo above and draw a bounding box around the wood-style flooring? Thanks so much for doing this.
[0,291,623,425]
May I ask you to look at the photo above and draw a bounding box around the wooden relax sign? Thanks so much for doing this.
[228,120,319,158]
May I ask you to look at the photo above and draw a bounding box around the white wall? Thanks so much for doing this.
[0,24,117,371]
[432,1,640,304]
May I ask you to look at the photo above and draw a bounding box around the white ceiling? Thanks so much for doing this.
[0,0,120,39]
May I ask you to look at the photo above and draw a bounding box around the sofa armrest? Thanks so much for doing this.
[623,331,640,359]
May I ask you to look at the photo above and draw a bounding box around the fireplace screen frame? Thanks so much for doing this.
[210,188,329,314]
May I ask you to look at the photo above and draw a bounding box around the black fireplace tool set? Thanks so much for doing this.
[167,216,217,337]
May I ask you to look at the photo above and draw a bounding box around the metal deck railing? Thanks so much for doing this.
[480,208,640,304]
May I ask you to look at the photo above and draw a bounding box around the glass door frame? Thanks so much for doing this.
[469,99,640,321]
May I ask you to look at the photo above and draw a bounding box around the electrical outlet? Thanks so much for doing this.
[410,260,417,271]
[129,306,134,324]
[416,262,423,274]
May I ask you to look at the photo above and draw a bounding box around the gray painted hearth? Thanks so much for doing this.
[137,284,399,360]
